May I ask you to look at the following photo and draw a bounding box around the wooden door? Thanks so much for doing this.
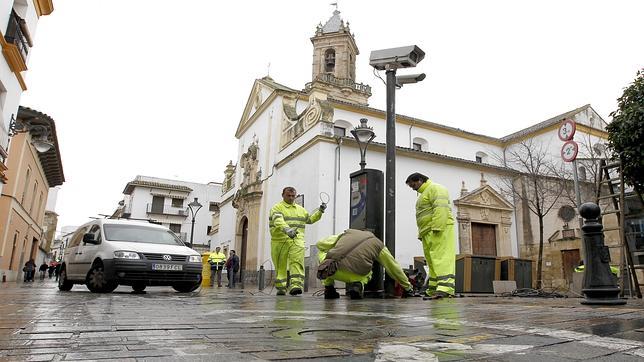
[561,249,581,283]
[472,223,497,256]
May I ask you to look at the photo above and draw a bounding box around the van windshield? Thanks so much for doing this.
[103,225,185,245]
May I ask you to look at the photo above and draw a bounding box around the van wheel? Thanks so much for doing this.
[58,267,73,291]
[86,264,118,293]
[132,283,146,292]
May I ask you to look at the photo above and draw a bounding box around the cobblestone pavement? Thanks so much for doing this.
[2,279,644,361]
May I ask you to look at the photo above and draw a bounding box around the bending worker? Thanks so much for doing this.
[406,172,456,300]
[208,246,227,287]
[316,229,415,299]
[269,186,325,296]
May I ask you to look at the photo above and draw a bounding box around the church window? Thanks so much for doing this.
[578,166,587,181]
[413,143,422,151]
[476,151,488,163]
[412,137,428,151]
[325,49,336,73]
[334,126,346,137]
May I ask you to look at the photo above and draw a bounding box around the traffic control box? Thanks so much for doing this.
[495,257,534,289]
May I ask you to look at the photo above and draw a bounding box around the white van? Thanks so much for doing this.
[58,219,203,293]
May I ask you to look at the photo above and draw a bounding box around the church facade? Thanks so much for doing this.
[209,10,611,288]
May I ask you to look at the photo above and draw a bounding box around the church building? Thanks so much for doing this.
[209,10,611,289]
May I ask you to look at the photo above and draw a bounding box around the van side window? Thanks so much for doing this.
[68,227,88,248]
[88,225,102,243]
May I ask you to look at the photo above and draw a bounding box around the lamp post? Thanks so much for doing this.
[350,118,376,169]
[369,45,425,295]
[187,198,203,249]
[8,115,54,153]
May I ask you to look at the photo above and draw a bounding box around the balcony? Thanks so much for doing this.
[146,203,188,217]
[4,11,30,67]
[305,73,371,95]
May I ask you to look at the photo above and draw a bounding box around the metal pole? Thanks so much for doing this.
[384,68,396,296]
[189,215,195,249]
[572,160,583,230]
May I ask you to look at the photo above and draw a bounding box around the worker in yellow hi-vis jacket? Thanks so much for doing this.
[269,186,324,296]
[406,172,456,300]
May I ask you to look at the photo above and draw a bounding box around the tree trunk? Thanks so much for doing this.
[536,215,545,289]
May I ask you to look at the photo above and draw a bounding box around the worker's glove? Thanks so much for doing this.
[319,203,327,213]
[283,227,298,239]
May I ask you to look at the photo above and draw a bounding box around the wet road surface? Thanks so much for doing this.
[2,279,644,361]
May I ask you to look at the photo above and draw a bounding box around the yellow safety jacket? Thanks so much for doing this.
[208,252,227,268]
[415,180,455,238]
[269,201,322,244]
[574,264,619,276]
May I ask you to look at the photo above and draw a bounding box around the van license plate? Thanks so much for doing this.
[152,264,182,271]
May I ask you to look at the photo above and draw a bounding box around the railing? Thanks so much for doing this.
[146,203,188,216]
[5,11,29,63]
[305,73,371,94]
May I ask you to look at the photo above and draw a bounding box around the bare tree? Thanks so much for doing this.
[496,139,566,289]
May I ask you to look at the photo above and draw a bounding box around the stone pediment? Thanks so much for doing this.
[454,185,513,211]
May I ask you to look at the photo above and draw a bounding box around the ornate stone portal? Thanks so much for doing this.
[231,140,264,273]
[454,176,514,256]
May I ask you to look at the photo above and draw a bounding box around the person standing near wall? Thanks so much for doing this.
[269,186,325,296]
[208,247,227,287]
[406,172,456,300]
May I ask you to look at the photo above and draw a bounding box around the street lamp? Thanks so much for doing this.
[369,45,426,295]
[187,198,203,249]
[350,118,376,169]
[8,115,54,153]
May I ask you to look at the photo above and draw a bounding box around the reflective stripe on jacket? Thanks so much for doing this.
[415,180,455,238]
[269,200,322,243]
[208,252,227,264]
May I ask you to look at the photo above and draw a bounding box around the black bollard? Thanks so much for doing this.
[258,266,265,290]
[580,202,626,305]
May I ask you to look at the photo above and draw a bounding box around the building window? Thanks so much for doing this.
[169,224,181,234]
[209,202,219,212]
[29,181,38,213]
[475,151,488,164]
[578,166,587,181]
[207,226,212,234]
[171,198,183,208]
[324,48,336,73]
[334,126,346,137]
[412,143,422,151]
[21,168,30,204]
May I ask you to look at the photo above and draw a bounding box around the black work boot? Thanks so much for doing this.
[324,286,340,299]
[348,282,364,300]
[402,288,416,298]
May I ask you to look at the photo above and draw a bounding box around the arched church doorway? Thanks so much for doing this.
[239,216,248,286]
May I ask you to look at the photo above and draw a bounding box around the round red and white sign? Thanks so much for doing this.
[561,140,578,162]
[558,119,576,141]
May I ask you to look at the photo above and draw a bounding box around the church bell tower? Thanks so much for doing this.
[307,10,371,105]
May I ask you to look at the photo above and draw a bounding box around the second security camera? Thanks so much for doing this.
[369,45,426,70]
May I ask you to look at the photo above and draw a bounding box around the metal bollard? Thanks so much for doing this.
[579,202,626,305]
[304,266,309,292]
[258,266,265,290]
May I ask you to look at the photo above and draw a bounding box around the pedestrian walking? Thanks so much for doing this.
[208,247,227,287]
[316,229,415,299]
[226,250,240,288]
[269,186,325,296]
[406,172,456,300]
[23,259,36,282]
[38,261,48,280]
[48,261,56,279]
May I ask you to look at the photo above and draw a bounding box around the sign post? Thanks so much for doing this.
[559,119,582,229]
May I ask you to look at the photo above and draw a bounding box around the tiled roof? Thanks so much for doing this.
[123,180,193,195]
[500,104,593,141]
[322,10,343,33]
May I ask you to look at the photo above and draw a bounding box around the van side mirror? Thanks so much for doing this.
[83,233,98,244]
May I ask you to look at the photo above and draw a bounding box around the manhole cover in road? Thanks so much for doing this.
[273,328,368,341]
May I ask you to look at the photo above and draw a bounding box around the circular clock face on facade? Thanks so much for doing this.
[558,119,576,141]
[561,140,579,162]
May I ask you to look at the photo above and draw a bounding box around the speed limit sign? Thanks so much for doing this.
[561,140,578,162]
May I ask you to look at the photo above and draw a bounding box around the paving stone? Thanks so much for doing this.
[63,349,175,360]
[534,341,619,359]
[251,348,350,360]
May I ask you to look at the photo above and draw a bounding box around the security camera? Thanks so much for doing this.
[396,73,426,87]
[369,45,426,70]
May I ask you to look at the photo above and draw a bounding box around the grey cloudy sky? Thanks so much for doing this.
[20,0,644,231]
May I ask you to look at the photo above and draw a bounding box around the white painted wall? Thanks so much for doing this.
[123,176,221,248]
[1,0,46,195]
